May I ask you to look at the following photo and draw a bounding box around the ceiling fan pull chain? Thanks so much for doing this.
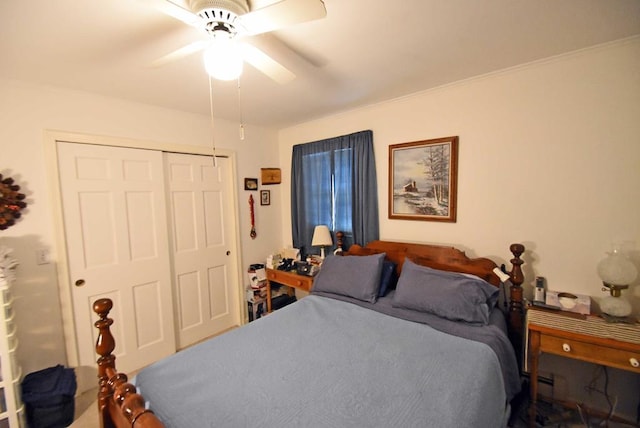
[237,76,245,140]
[208,75,218,167]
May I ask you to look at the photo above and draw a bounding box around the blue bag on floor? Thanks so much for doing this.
[21,364,77,428]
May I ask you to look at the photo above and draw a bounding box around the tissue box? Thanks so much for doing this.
[545,290,591,315]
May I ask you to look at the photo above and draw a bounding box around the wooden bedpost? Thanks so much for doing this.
[335,231,344,253]
[507,243,525,366]
[94,298,117,428]
[94,299,165,428]
[507,243,525,331]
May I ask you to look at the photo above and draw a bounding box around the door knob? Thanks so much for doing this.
[75,279,85,287]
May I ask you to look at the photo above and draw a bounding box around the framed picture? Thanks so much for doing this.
[244,178,258,191]
[261,168,281,185]
[260,190,270,206]
[388,136,458,222]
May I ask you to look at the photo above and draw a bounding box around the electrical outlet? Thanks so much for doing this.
[36,248,50,265]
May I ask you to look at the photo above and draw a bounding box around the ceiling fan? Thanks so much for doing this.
[149,0,327,83]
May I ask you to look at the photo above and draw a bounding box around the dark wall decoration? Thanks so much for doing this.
[0,174,27,230]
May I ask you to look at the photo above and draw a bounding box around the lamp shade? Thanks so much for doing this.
[311,225,333,247]
[597,249,638,286]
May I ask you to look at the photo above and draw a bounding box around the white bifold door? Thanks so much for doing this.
[164,152,239,349]
[57,142,240,374]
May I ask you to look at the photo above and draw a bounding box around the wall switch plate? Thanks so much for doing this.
[36,248,50,265]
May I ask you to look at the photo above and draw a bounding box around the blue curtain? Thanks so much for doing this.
[291,130,379,254]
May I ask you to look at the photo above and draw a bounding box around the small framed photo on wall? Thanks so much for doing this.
[260,190,270,206]
[244,178,258,191]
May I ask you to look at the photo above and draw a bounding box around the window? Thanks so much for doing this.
[291,130,379,254]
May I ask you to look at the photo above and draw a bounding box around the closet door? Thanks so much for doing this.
[165,153,240,349]
[58,142,175,374]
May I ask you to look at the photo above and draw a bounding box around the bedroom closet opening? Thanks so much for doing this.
[52,137,243,377]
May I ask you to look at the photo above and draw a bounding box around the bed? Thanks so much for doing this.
[93,240,526,428]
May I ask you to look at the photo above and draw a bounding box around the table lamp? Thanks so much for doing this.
[597,247,637,318]
[311,225,333,259]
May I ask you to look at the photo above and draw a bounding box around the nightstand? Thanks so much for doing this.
[265,268,314,313]
[526,306,640,427]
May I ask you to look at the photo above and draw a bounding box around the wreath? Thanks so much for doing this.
[0,174,27,230]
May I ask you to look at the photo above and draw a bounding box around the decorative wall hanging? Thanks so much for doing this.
[260,190,270,206]
[260,168,281,185]
[248,194,257,239]
[388,136,458,222]
[0,174,27,230]
[244,178,258,191]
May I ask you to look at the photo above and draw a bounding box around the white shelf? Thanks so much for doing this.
[0,278,24,427]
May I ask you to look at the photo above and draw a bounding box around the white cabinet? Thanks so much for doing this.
[0,278,24,427]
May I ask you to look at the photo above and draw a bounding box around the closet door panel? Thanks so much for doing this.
[58,142,175,374]
[165,153,240,348]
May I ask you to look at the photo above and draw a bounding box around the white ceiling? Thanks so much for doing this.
[1,0,639,128]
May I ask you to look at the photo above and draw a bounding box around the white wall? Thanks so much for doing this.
[0,78,284,376]
[279,37,640,308]
[278,38,640,418]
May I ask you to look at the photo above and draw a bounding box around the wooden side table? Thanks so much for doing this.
[526,307,640,427]
[265,268,314,313]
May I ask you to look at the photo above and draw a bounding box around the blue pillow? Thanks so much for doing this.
[312,253,385,303]
[378,260,397,297]
[392,258,499,324]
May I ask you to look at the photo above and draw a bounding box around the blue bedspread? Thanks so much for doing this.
[135,295,517,427]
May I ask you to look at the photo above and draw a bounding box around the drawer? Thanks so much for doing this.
[288,279,312,292]
[266,270,313,291]
[266,271,282,280]
[540,333,640,373]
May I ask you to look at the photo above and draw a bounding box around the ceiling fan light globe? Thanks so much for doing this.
[203,39,244,81]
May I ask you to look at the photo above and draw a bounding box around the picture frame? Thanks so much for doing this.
[388,136,458,222]
[244,178,258,191]
[260,190,270,206]
[261,168,281,185]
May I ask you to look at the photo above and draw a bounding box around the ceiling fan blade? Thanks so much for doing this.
[149,0,202,28]
[241,0,327,36]
[239,43,296,84]
[150,40,208,67]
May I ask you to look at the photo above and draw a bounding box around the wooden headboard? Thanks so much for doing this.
[345,240,499,285]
